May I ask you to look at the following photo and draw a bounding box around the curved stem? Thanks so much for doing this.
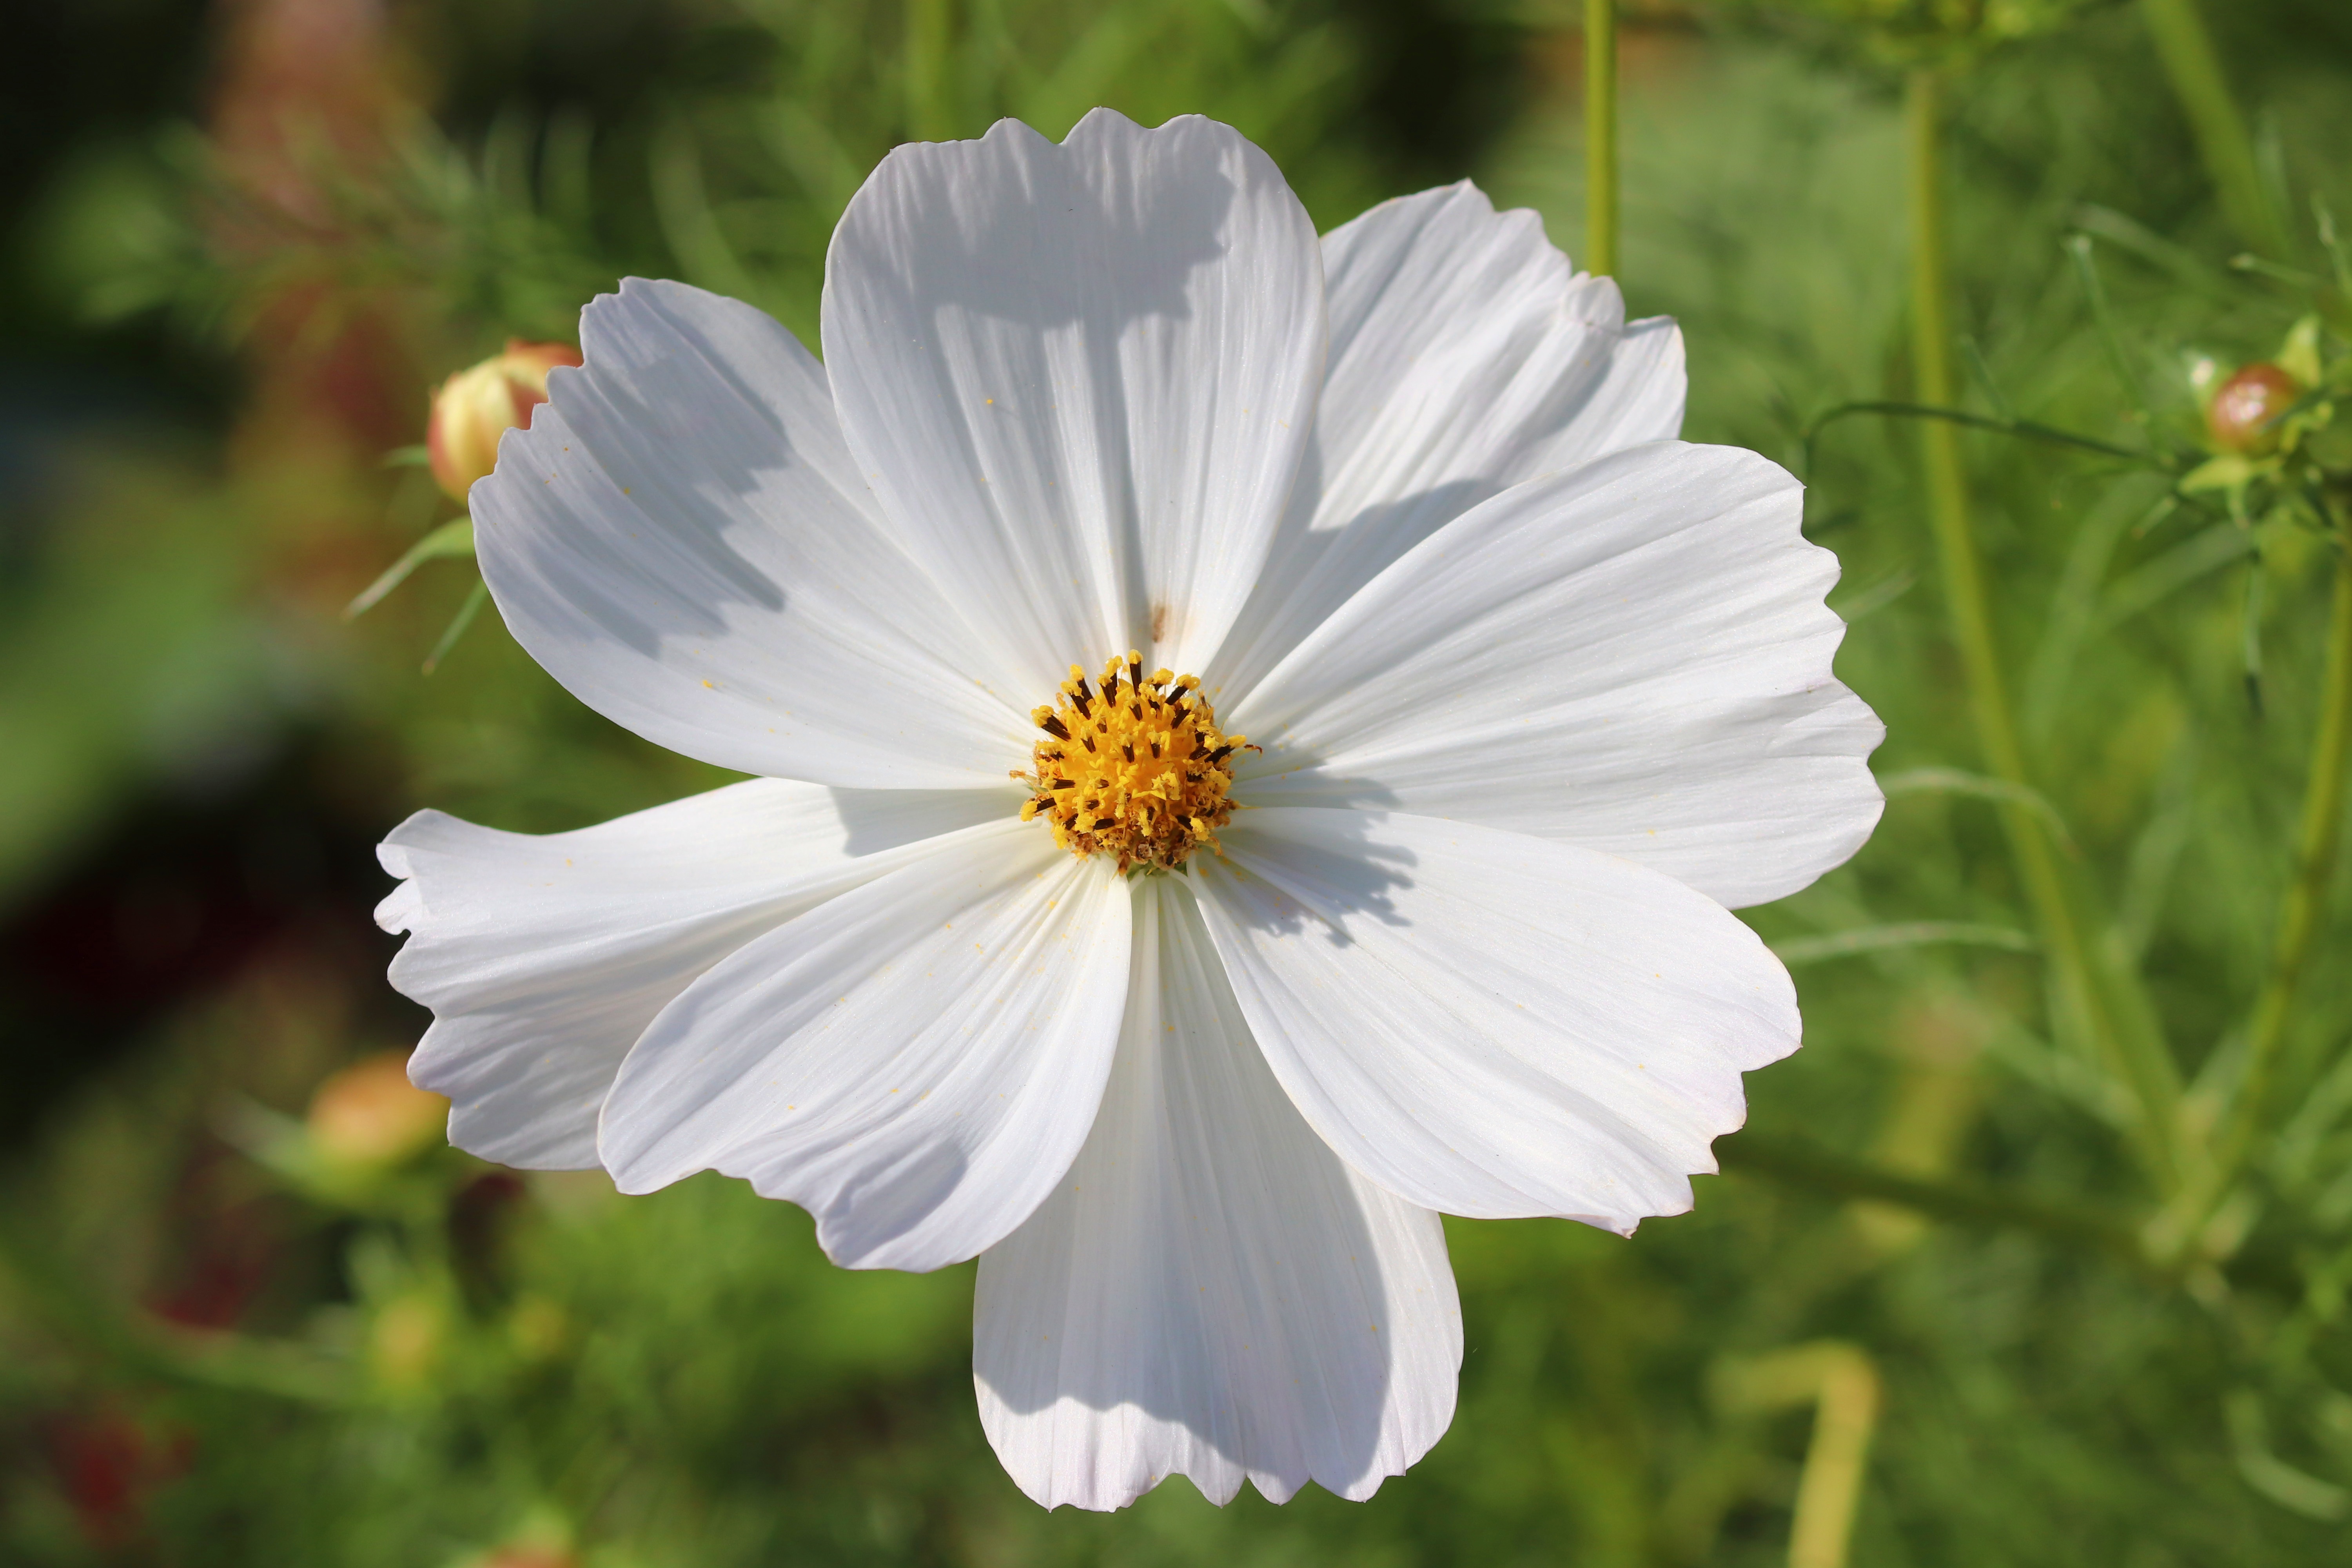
[1804,400,2158,465]
[1713,1343,1881,1568]
[2221,529,2352,1177]
[1584,0,1617,278]
[2137,0,2290,261]
[1906,68,2185,1187]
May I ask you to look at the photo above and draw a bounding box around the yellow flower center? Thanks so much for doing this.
[1017,650,1250,873]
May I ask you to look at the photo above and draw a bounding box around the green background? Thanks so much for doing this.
[3,1,2350,1563]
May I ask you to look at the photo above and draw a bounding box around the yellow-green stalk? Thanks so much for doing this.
[1585,0,1618,279]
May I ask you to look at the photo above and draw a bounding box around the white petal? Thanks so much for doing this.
[976,878,1459,1510]
[472,277,1031,787]
[1192,809,1799,1231]
[1231,441,1884,909]
[597,822,1131,1271]
[377,781,1016,1169]
[821,110,1323,686]
[1208,182,1684,704]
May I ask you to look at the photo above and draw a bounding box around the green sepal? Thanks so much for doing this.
[2181,454,2266,494]
[344,517,476,620]
[2277,315,2324,388]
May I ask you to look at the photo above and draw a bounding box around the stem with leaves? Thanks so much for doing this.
[1905,68,2185,1189]
[1585,0,1617,278]
[2219,524,2352,1184]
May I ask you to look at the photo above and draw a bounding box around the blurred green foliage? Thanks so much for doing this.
[5,0,2352,1564]
[1712,0,2102,65]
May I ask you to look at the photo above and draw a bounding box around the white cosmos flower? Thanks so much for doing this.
[376,109,1883,1510]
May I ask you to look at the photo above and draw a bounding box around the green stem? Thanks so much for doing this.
[905,0,953,142]
[2221,530,2352,1178]
[1906,68,2185,1188]
[1721,1133,2307,1298]
[344,516,474,620]
[1720,1134,2141,1263]
[2137,0,2290,260]
[422,577,490,675]
[1804,399,2156,464]
[1584,0,1617,279]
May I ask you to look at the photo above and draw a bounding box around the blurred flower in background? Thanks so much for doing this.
[307,1049,448,1169]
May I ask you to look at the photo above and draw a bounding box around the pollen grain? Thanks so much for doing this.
[1015,650,1251,873]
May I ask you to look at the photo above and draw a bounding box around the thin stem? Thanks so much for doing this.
[1720,1133,2142,1262]
[1584,0,1617,279]
[2064,233,2154,425]
[422,577,490,675]
[1786,1349,1878,1568]
[1906,69,2186,1187]
[1716,1345,1881,1568]
[2220,530,2352,1177]
[1804,399,2157,464]
[344,515,474,620]
[2137,0,2290,260]
[1720,1135,2323,1296]
[905,0,953,142]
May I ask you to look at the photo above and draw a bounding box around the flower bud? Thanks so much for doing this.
[2206,361,2303,456]
[307,1051,447,1169]
[426,339,583,501]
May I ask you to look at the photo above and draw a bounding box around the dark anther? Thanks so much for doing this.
[1149,741,1161,759]
[1082,736,1096,752]
[1051,778,1075,790]
[1071,690,1092,717]
[1206,744,1235,763]
[1122,742,1135,763]
[1039,715,1071,740]
[1128,657,1143,691]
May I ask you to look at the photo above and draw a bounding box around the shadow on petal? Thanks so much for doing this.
[975,880,1458,1509]
[1202,804,1415,946]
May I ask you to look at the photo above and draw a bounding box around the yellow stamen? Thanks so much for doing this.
[1017,653,1254,873]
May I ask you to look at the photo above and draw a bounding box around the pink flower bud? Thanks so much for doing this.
[2206,361,2303,456]
[425,339,583,501]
